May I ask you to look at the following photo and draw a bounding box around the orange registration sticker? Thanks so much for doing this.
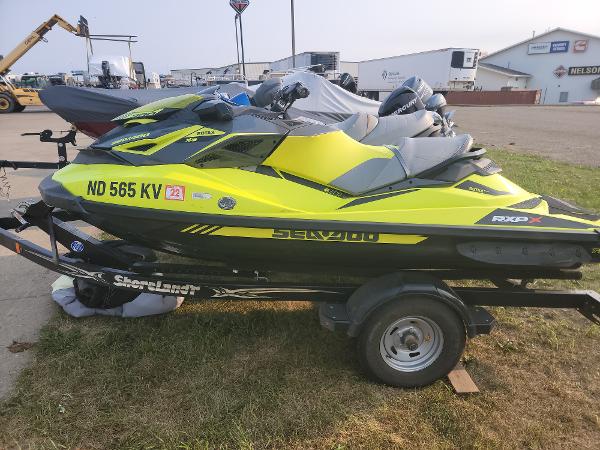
[165,185,185,201]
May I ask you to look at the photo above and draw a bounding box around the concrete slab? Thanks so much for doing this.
[0,109,92,400]
[0,228,60,399]
[0,295,55,400]
[455,105,600,167]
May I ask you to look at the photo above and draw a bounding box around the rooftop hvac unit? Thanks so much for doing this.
[592,77,600,91]
[310,53,339,72]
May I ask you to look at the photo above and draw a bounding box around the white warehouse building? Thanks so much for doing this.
[477,28,600,104]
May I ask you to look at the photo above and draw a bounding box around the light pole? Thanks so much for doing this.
[238,12,246,77]
[229,1,250,78]
[291,0,296,68]
[234,14,241,74]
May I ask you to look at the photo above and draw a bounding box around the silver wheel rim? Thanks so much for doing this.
[379,316,444,372]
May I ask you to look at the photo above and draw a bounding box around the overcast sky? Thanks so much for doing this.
[1,0,598,75]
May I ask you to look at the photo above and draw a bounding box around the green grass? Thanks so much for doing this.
[1,149,599,449]
[487,148,600,212]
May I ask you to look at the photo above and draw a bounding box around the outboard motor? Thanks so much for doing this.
[425,93,447,116]
[402,76,433,104]
[425,94,456,137]
[100,60,112,89]
[378,86,425,117]
[339,73,357,94]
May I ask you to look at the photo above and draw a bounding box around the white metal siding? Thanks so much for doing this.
[340,61,359,78]
[475,68,528,90]
[482,30,600,104]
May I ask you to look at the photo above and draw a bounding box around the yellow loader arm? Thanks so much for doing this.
[0,14,87,76]
[0,15,88,112]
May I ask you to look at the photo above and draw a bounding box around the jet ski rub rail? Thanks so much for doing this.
[0,207,598,326]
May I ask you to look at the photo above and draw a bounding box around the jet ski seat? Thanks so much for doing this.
[330,134,474,195]
[362,110,435,144]
[394,133,474,177]
[332,112,379,141]
[333,110,435,142]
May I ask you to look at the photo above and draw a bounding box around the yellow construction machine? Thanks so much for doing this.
[0,14,88,113]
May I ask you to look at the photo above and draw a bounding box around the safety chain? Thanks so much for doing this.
[0,166,11,200]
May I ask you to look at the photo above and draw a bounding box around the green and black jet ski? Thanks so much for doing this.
[39,83,600,271]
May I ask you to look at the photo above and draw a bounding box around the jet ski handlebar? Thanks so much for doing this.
[270,82,310,113]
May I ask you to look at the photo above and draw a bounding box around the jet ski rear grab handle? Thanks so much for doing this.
[0,203,598,329]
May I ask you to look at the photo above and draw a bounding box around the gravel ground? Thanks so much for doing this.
[455,105,600,167]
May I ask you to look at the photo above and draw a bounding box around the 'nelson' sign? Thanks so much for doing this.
[568,66,600,76]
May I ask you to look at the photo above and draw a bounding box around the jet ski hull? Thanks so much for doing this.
[69,206,600,271]
[41,177,600,271]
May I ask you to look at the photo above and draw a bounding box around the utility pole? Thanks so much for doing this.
[239,13,246,77]
[235,14,241,75]
[291,0,296,68]
[229,1,250,78]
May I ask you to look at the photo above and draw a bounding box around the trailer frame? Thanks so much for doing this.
[1,203,598,332]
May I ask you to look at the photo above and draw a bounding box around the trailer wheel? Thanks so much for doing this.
[0,94,15,113]
[357,297,465,387]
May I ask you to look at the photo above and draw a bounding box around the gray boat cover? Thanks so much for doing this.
[40,72,382,126]
[279,72,381,120]
[51,275,183,318]
[39,84,252,123]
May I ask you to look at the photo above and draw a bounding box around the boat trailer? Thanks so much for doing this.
[1,201,598,331]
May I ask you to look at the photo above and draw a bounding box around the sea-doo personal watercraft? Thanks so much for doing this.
[37,83,600,272]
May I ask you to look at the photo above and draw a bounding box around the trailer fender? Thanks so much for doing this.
[337,272,493,338]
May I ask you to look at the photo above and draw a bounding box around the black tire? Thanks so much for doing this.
[0,94,16,113]
[74,278,139,309]
[357,296,466,388]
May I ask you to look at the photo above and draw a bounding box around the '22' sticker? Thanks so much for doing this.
[165,185,185,201]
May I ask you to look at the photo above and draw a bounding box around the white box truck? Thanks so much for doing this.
[358,48,479,100]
